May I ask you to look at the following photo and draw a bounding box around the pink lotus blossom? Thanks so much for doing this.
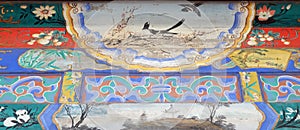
[256,5,275,21]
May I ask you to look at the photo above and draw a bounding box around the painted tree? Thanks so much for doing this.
[64,104,94,128]
[204,102,230,123]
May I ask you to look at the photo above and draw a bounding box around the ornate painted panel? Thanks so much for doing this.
[0,74,62,103]
[82,75,241,103]
[0,1,300,130]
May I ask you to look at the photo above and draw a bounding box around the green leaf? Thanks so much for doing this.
[19,14,24,19]
[66,77,72,80]
[246,91,254,99]
[59,51,67,59]
[248,87,259,93]
[35,61,45,68]
[48,60,56,66]
[247,82,257,88]
[45,50,56,56]
[273,33,280,37]
[62,37,68,42]
[49,65,60,69]
[66,84,75,90]
[259,29,264,33]
[268,31,273,35]
[24,13,29,18]
[34,21,40,25]
[39,34,47,38]
[258,42,265,46]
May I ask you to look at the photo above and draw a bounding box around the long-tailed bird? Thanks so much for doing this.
[179,2,202,17]
[142,18,185,35]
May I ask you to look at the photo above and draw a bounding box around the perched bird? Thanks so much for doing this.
[179,2,202,17]
[142,18,185,35]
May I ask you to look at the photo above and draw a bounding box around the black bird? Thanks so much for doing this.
[179,2,202,17]
[142,18,185,35]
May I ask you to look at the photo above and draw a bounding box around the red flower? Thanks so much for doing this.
[256,5,275,21]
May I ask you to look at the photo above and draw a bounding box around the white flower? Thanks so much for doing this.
[53,39,58,43]
[258,34,263,38]
[267,36,274,41]
[249,37,256,41]
[264,34,269,38]
[39,32,46,35]
[260,38,266,41]
[286,4,292,10]
[247,40,257,46]
[32,5,56,20]
[44,35,52,40]
[54,42,62,46]
[32,34,40,38]
[281,38,286,42]
[48,31,54,35]
[27,40,36,45]
[20,5,27,9]
[37,38,50,45]
[284,41,290,45]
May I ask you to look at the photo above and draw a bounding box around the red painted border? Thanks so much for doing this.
[0,28,77,48]
[241,27,300,48]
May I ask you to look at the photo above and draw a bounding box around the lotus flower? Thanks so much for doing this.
[256,5,275,21]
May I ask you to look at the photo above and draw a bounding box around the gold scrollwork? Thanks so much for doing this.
[68,2,79,14]
[240,1,250,13]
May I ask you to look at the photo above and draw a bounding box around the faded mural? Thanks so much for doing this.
[0,1,299,130]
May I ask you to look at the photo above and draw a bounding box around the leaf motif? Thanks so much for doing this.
[247,82,257,88]
[24,13,29,19]
[19,14,24,19]
[59,51,66,59]
[246,91,254,99]
[248,87,259,93]
[268,31,273,35]
[258,42,265,46]
[48,60,56,66]
[50,65,60,69]
[250,34,255,37]
[66,84,75,90]
[34,21,40,25]
[259,29,265,33]
[35,61,45,68]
